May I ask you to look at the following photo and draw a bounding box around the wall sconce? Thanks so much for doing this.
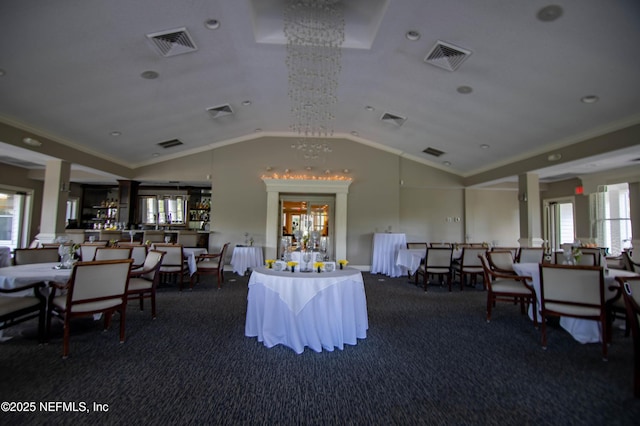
[518,192,527,202]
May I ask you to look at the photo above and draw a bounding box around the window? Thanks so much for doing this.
[592,183,631,256]
[0,190,32,250]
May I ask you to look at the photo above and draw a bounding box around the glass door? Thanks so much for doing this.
[544,198,575,252]
[279,195,334,259]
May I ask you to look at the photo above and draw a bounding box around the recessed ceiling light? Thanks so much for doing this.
[110,131,121,137]
[351,131,359,136]
[547,153,562,161]
[537,5,563,22]
[581,95,599,104]
[255,128,262,132]
[204,19,220,30]
[457,85,473,94]
[0,69,6,77]
[343,169,350,173]
[480,144,490,149]
[241,100,252,106]
[405,30,421,41]
[365,105,375,111]
[443,161,451,166]
[22,137,42,147]
[324,169,331,174]
[152,153,160,157]
[140,70,159,79]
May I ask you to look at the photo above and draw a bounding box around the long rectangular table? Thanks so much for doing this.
[0,262,72,296]
[513,263,638,343]
[245,267,368,354]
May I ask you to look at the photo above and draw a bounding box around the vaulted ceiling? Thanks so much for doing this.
[1,0,639,185]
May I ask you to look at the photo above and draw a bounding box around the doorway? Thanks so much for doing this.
[279,195,334,259]
[544,198,575,252]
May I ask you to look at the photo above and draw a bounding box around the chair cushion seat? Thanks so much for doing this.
[490,280,533,295]
[127,278,153,291]
[544,302,601,317]
[0,296,41,316]
[52,295,123,313]
[425,267,450,274]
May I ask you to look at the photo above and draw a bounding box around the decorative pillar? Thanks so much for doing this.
[36,159,71,243]
[517,173,543,248]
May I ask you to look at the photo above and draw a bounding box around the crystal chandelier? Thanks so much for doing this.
[284,0,345,164]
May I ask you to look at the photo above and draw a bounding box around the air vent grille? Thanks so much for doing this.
[424,41,471,71]
[422,147,445,157]
[380,112,407,127]
[207,104,234,119]
[147,28,197,57]
[157,139,183,149]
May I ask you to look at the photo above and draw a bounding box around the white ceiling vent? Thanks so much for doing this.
[157,139,183,149]
[380,112,407,127]
[422,147,445,157]
[147,28,197,57]
[207,104,234,119]
[424,41,471,71]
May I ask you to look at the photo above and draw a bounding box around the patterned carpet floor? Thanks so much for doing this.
[1,271,640,425]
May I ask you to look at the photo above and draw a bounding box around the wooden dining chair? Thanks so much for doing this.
[453,247,486,290]
[539,264,608,360]
[47,259,133,358]
[12,248,60,265]
[127,250,165,319]
[190,242,230,290]
[414,247,453,291]
[617,276,640,397]
[516,247,545,264]
[79,241,108,261]
[487,250,516,275]
[479,254,537,326]
[0,282,47,342]
[153,244,186,289]
[94,247,132,261]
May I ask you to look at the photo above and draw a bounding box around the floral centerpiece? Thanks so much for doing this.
[571,247,583,264]
[265,259,276,269]
[338,259,348,269]
[287,261,298,272]
[314,262,324,273]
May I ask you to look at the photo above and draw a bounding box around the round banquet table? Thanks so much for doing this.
[231,246,264,275]
[245,267,368,354]
[0,262,72,296]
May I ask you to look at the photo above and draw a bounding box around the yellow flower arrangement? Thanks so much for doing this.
[314,262,324,272]
[287,261,298,272]
[338,259,348,266]
[265,259,276,268]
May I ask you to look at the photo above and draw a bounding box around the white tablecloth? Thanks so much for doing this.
[183,247,208,275]
[245,267,368,354]
[0,262,72,296]
[231,246,264,275]
[513,263,638,343]
[396,248,425,275]
[371,233,407,277]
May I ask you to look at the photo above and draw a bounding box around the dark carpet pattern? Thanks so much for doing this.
[1,272,640,425]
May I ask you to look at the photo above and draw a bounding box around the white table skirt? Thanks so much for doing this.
[371,233,407,277]
[231,246,264,275]
[0,262,72,296]
[396,248,425,275]
[183,247,208,275]
[245,267,368,354]
[513,263,638,343]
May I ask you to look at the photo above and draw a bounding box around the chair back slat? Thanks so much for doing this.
[13,248,60,265]
[426,247,452,268]
[69,260,132,302]
[540,264,604,306]
[94,247,132,261]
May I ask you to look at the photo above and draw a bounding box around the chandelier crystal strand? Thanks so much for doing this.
[284,0,344,164]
